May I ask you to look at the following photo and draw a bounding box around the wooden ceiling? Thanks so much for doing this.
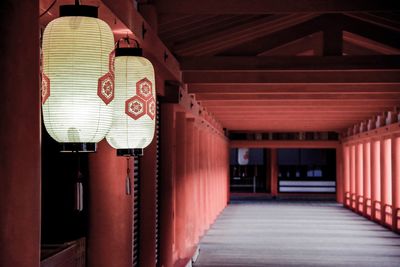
[153,0,400,132]
[39,0,400,133]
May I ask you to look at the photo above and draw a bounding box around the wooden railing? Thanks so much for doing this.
[373,200,382,221]
[364,198,372,218]
[41,238,85,267]
[344,192,351,207]
[383,204,393,228]
[356,195,364,214]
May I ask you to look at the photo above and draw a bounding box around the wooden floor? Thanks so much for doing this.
[194,201,400,267]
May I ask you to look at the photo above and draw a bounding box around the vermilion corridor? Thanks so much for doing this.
[1,1,400,267]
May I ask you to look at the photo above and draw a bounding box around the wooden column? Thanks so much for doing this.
[343,145,351,206]
[159,104,176,267]
[336,145,344,204]
[380,138,392,225]
[392,135,400,231]
[0,1,40,266]
[175,112,187,259]
[355,143,364,213]
[371,139,381,221]
[270,149,278,197]
[350,145,356,209]
[88,141,133,267]
[139,136,158,267]
[198,127,206,236]
[193,125,200,242]
[184,118,195,256]
[363,141,372,217]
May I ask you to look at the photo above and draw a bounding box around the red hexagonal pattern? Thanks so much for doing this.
[41,74,50,104]
[98,72,114,105]
[125,95,146,120]
[136,78,153,100]
[147,96,156,120]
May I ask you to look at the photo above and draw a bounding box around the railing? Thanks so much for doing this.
[373,200,382,221]
[356,195,364,214]
[383,204,393,228]
[41,238,85,267]
[364,198,372,218]
[344,192,351,207]
[351,193,357,210]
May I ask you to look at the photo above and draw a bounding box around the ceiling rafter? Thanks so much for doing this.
[173,14,317,56]
[155,0,400,14]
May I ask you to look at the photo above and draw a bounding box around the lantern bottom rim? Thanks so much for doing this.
[60,142,97,153]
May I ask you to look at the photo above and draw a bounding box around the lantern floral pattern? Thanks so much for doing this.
[41,74,50,104]
[124,78,155,120]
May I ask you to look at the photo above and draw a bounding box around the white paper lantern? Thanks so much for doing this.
[41,5,114,146]
[106,47,156,153]
[238,148,250,165]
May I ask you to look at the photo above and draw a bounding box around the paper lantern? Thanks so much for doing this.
[106,47,156,155]
[238,148,250,165]
[41,4,114,150]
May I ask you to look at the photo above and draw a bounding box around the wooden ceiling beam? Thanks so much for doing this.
[218,16,323,56]
[173,14,316,56]
[188,83,400,94]
[181,55,400,71]
[183,70,400,84]
[258,32,323,56]
[343,32,400,55]
[341,14,400,49]
[195,93,400,101]
[201,100,400,107]
[155,0,400,14]
[344,13,400,33]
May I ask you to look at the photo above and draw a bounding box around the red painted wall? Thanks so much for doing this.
[0,1,41,266]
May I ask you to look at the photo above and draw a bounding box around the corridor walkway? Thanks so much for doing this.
[194,201,400,267]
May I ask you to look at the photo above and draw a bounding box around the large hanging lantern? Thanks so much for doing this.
[41,3,115,151]
[106,42,156,156]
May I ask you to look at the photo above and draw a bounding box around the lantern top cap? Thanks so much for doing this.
[115,47,143,57]
[59,5,98,18]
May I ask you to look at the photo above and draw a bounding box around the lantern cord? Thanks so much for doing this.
[125,157,132,195]
[75,151,84,212]
[39,0,57,18]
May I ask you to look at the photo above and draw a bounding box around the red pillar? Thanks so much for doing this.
[159,104,176,267]
[198,127,206,236]
[175,112,187,259]
[336,145,344,204]
[371,139,381,221]
[343,145,350,206]
[185,118,195,256]
[0,1,41,267]
[380,138,392,225]
[355,143,364,213]
[193,125,200,242]
[270,149,278,197]
[363,141,371,217]
[392,135,400,231]
[350,145,356,209]
[88,141,133,267]
[139,136,157,267]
